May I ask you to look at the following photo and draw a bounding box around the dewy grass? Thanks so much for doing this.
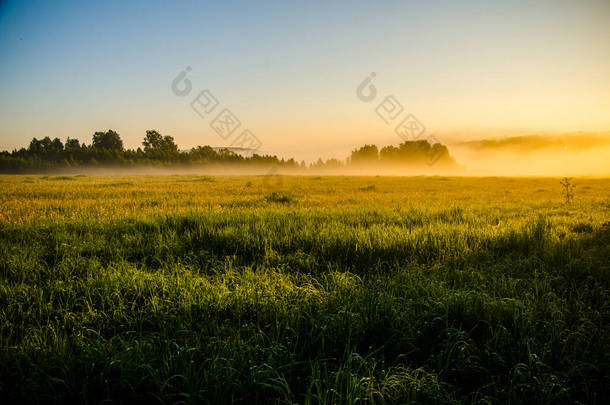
[0,175,609,404]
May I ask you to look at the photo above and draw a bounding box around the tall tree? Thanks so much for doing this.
[143,130,178,154]
[92,130,124,151]
[64,138,81,152]
[350,144,379,165]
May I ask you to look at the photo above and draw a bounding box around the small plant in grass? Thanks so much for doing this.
[50,175,76,180]
[265,192,294,204]
[571,222,593,233]
[560,177,575,204]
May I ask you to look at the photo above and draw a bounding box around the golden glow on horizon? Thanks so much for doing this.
[0,0,609,176]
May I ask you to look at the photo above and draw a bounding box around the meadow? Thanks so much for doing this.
[0,175,608,404]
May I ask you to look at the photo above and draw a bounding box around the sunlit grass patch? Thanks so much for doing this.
[0,175,609,403]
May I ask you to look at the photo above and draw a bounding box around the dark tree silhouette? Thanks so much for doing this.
[0,130,457,173]
[64,138,81,152]
[92,130,123,151]
[143,130,178,154]
[350,144,379,164]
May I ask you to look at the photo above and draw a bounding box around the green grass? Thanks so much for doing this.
[0,175,609,404]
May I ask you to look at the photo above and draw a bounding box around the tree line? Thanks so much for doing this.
[0,129,456,173]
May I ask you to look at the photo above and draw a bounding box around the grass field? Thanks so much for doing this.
[1,175,609,404]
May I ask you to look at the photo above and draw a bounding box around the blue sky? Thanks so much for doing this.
[1,0,609,160]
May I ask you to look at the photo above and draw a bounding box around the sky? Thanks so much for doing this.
[1,0,609,162]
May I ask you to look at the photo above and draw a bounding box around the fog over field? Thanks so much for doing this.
[1,0,609,403]
[450,133,610,176]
